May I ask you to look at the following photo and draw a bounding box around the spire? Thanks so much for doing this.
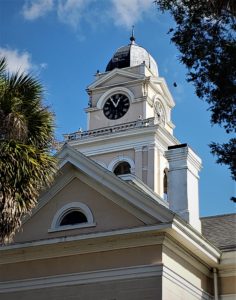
[130,25,135,44]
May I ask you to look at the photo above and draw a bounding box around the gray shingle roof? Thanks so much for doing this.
[201,213,236,251]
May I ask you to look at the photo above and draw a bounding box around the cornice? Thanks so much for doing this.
[149,77,175,108]
[171,217,221,266]
[87,68,145,91]
[0,219,221,270]
[0,226,169,264]
[0,264,163,293]
[165,146,202,173]
[67,124,179,157]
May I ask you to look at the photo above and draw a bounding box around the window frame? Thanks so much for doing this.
[48,202,96,233]
[108,156,135,174]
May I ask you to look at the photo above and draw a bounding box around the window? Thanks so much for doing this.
[49,202,96,233]
[60,210,87,226]
[114,161,131,175]
[163,169,168,201]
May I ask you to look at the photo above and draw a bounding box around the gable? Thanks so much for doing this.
[88,69,144,90]
[14,175,151,244]
[95,74,140,88]
[13,145,173,244]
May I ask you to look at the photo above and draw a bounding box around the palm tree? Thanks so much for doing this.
[0,57,57,244]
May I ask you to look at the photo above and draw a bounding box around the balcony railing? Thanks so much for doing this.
[63,117,156,141]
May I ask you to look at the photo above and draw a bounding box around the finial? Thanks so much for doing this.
[130,25,135,43]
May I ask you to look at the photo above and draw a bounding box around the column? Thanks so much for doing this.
[134,146,143,180]
[147,143,158,192]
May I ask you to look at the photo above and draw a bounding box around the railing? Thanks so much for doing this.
[63,118,156,141]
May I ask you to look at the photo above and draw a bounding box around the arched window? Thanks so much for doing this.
[60,210,87,226]
[163,169,168,201]
[114,161,131,176]
[49,202,96,233]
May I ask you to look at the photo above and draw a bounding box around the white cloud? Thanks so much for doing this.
[111,0,153,28]
[0,48,32,74]
[21,0,154,31]
[57,0,93,29]
[0,48,47,74]
[22,0,54,20]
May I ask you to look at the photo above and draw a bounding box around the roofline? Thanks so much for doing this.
[201,213,236,219]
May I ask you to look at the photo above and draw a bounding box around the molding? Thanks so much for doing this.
[119,174,168,208]
[165,146,202,173]
[0,264,163,293]
[163,266,213,300]
[108,156,135,173]
[96,86,135,109]
[0,263,214,299]
[172,218,221,265]
[0,227,168,264]
[150,77,175,108]
[69,125,179,157]
[87,68,145,90]
[48,222,96,233]
[163,236,212,276]
[49,201,95,233]
[93,160,107,168]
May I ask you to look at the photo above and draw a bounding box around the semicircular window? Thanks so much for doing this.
[114,161,131,176]
[60,210,87,226]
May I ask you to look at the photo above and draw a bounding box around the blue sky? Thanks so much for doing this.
[1,0,235,217]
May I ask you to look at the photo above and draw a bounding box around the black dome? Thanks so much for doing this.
[105,42,158,76]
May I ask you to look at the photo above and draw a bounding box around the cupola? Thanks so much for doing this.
[105,33,159,76]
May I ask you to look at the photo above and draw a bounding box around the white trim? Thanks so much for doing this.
[49,202,94,232]
[96,87,134,109]
[48,222,96,233]
[0,264,214,299]
[0,224,170,253]
[108,156,135,174]
[0,264,163,293]
[87,68,144,90]
[163,266,213,300]
[94,160,107,169]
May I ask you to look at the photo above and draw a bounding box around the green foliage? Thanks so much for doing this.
[0,57,57,244]
[154,0,236,185]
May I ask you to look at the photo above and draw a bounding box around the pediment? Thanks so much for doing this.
[14,145,174,244]
[88,68,145,90]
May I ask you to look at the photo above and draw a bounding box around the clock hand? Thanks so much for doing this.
[110,97,117,107]
[112,97,121,108]
[115,97,121,107]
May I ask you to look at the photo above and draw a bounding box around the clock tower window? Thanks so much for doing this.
[114,162,131,176]
[163,169,168,201]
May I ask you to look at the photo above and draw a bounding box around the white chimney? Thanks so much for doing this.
[165,144,202,232]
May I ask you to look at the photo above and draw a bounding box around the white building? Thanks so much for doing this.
[1,35,235,300]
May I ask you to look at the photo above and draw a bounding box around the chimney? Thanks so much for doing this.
[165,144,202,232]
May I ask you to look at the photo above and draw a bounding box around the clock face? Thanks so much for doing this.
[154,101,165,124]
[103,93,130,120]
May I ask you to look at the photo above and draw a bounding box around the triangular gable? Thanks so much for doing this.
[87,68,145,90]
[15,145,174,243]
[56,145,174,222]
[150,77,175,108]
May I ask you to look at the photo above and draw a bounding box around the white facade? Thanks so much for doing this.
[64,41,202,232]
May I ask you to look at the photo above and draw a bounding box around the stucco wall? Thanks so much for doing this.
[14,177,145,243]
[219,276,236,295]
[0,245,162,282]
[163,245,213,296]
[0,276,162,300]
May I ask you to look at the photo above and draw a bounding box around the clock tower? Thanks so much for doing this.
[64,35,180,199]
